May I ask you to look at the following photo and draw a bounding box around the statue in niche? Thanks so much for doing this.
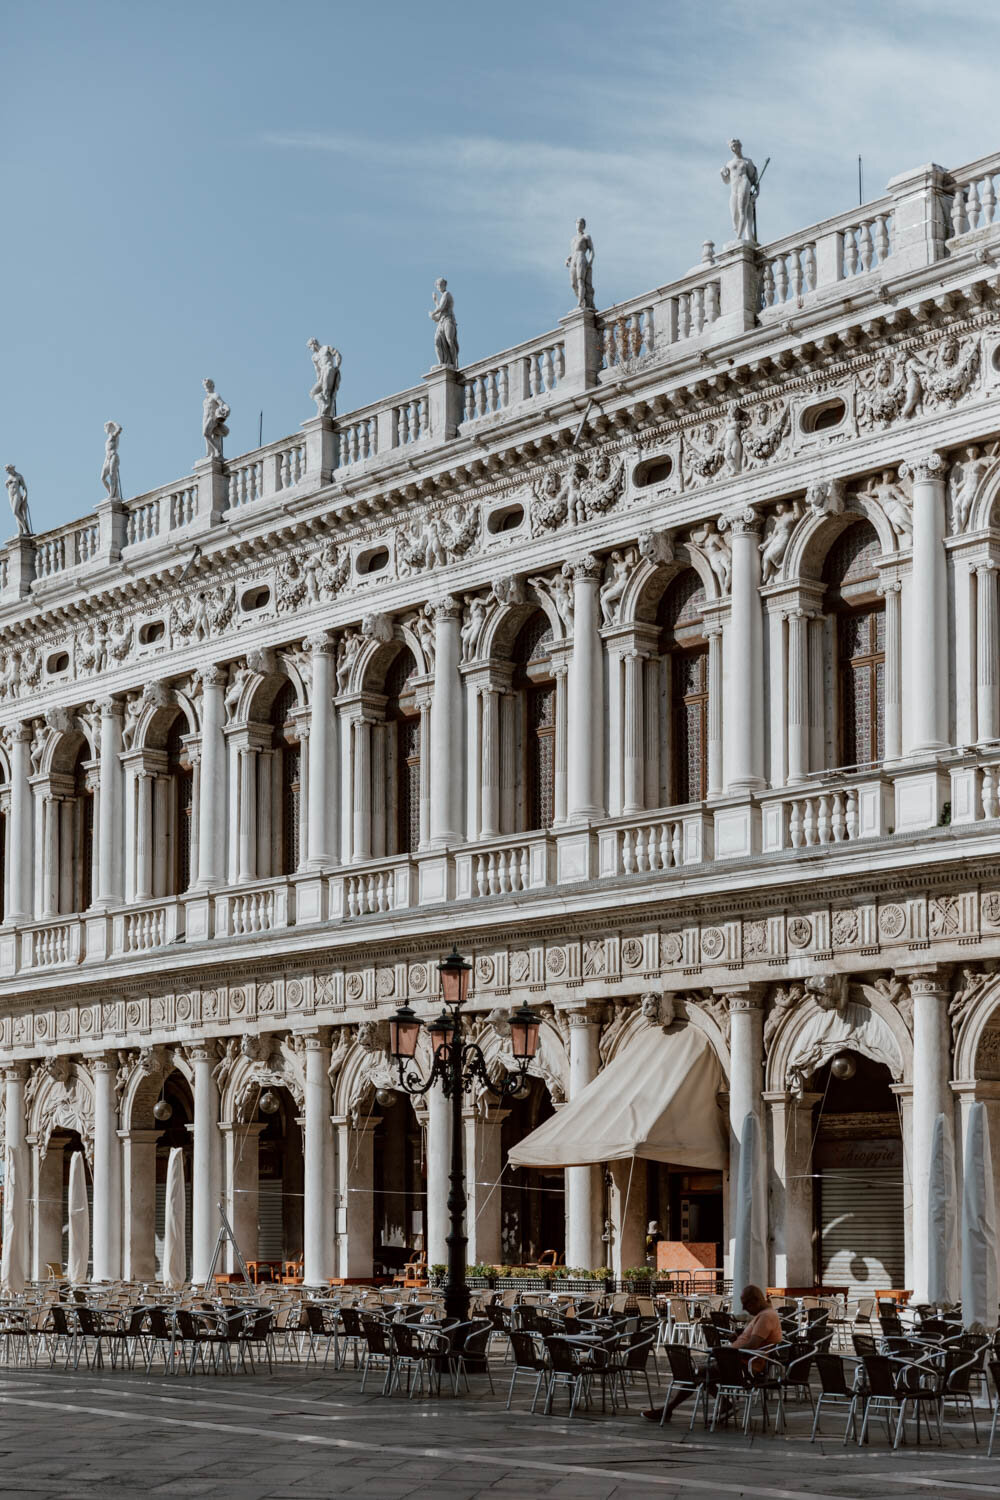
[461,594,488,661]
[429,278,459,369]
[759,500,801,582]
[101,421,123,500]
[565,217,595,310]
[307,338,342,419]
[5,465,30,537]
[599,549,632,625]
[720,138,760,243]
[201,378,230,461]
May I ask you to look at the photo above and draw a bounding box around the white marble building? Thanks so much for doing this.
[2,149,1000,1303]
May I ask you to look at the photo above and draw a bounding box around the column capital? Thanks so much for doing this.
[299,1027,332,1051]
[561,1002,605,1028]
[976,560,1000,578]
[877,578,903,597]
[304,631,335,655]
[567,552,602,582]
[184,1039,220,1066]
[431,594,461,623]
[3,1061,28,1083]
[193,664,227,692]
[899,450,944,483]
[899,967,951,999]
[2,722,31,751]
[724,984,767,1013]
[97,697,124,720]
[89,1053,118,1075]
[721,503,761,536]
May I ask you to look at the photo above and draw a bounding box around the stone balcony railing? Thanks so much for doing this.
[0,751,996,979]
[4,151,1000,609]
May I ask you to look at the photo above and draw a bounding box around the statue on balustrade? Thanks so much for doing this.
[429,278,459,369]
[201,378,230,461]
[307,338,342,419]
[4,465,31,537]
[101,421,122,501]
[566,217,595,310]
[720,138,760,244]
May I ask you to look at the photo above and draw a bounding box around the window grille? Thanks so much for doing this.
[282,743,301,874]
[527,682,556,829]
[838,607,885,766]
[397,714,421,853]
[672,648,709,804]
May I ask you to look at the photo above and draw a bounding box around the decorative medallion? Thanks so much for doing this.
[57,1011,70,1037]
[175,995,192,1022]
[546,948,567,978]
[742,920,767,958]
[150,997,166,1025]
[126,1002,142,1028]
[376,969,395,999]
[258,982,276,1012]
[878,904,906,940]
[831,909,860,947]
[287,979,304,1009]
[80,1009,93,1034]
[35,1016,47,1039]
[409,963,430,993]
[510,951,530,984]
[701,927,725,961]
[345,972,364,1001]
[621,938,643,970]
[928,895,960,938]
[582,940,605,977]
[786,916,811,949]
[229,988,246,1015]
[661,932,683,965]
[982,892,1000,928]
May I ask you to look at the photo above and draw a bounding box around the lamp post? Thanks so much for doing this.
[388,945,541,1327]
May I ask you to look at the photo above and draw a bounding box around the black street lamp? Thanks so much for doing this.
[388,944,541,1327]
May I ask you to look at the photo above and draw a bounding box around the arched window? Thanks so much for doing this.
[659,570,709,805]
[512,612,556,831]
[271,681,301,875]
[824,521,884,768]
[385,648,420,855]
[73,745,94,912]
[166,717,193,895]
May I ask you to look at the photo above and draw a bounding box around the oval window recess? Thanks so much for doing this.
[801,398,847,434]
[356,547,389,575]
[487,504,525,535]
[634,456,673,487]
[240,584,271,612]
[138,620,165,645]
[45,651,69,674]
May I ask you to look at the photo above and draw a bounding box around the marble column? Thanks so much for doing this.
[566,1009,602,1270]
[338,706,354,864]
[976,563,1000,743]
[786,611,810,785]
[41,794,59,918]
[32,1135,66,1280]
[608,1159,646,1277]
[480,688,500,839]
[908,970,953,1302]
[190,1043,222,1282]
[553,664,569,825]
[623,651,645,814]
[724,511,765,792]
[705,624,724,798]
[426,1081,451,1267]
[5,728,32,922]
[237,747,256,882]
[879,581,903,761]
[194,667,226,887]
[120,1127,160,1281]
[417,697,432,849]
[222,1120,265,1273]
[352,717,372,862]
[135,772,154,900]
[727,987,766,1282]
[567,557,605,820]
[766,1089,820,1287]
[643,657,660,809]
[302,1031,335,1286]
[95,700,123,906]
[1,1064,28,1288]
[464,1105,507,1265]
[902,452,948,754]
[91,1055,120,1281]
[306,633,336,866]
[430,597,463,845]
[607,650,624,818]
[334,1115,379,1279]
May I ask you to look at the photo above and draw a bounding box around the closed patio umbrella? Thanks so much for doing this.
[163,1147,187,1289]
[961,1101,998,1329]
[927,1112,958,1305]
[732,1112,767,1295]
[67,1152,90,1284]
[1,1151,26,1293]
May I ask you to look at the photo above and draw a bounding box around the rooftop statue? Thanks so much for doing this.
[202,377,230,461]
[566,217,595,310]
[307,338,342,419]
[429,278,459,369]
[4,465,30,538]
[721,138,761,244]
[101,420,122,501]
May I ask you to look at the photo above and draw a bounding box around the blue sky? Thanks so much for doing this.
[4,0,999,529]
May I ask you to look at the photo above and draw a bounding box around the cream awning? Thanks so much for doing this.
[508,1024,726,1171]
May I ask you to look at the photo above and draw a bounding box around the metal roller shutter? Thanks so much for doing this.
[820,1168,905,1299]
[257,1178,284,1261]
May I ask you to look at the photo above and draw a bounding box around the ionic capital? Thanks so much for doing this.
[567,552,602,582]
[304,632,334,656]
[431,594,461,623]
[721,504,761,536]
[899,451,944,484]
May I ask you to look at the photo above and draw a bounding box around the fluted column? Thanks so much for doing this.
[623,651,644,814]
[767,1089,821,1286]
[302,1030,334,1286]
[5,727,32,922]
[902,452,948,753]
[91,1055,120,1281]
[977,563,1000,743]
[480,688,500,839]
[908,970,953,1301]
[643,657,660,809]
[1,1064,28,1290]
[135,771,153,900]
[352,717,371,862]
[567,556,605,820]
[566,1008,602,1270]
[554,663,569,824]
[42,794,59,917]
[194,667,226,887]
[306,634,336,866]
[190,1042,221,1282]
[417,696,432,848]
[705,623,724,797]
[878,580,902,761]
[236,747,256,882]
[727,987,766,1286]
[95,701,123,906]
[430,597,463,845]
[725,510,765,792]
[786,610,810,784]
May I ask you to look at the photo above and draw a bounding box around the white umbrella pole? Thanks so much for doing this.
[67,1152,90,1285]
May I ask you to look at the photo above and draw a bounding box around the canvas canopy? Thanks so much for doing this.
[508,1024,726,1170]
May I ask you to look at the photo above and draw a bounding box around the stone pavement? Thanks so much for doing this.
[0,1362,997,1500]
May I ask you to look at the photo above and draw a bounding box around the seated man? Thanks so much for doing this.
[643,1284,783,1422]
